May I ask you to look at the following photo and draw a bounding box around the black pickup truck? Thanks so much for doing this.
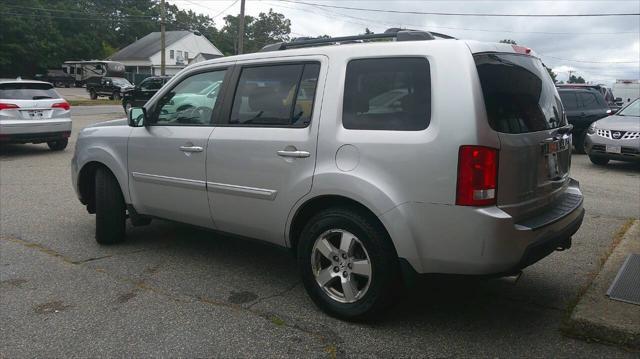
[557,88,611,153]
[86,77,134,100]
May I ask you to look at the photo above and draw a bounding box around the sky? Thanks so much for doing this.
[169,0,640,86]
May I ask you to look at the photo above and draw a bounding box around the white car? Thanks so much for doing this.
[0,79,72,150]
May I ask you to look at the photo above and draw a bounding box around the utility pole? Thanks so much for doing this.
[237,0,245,54]
[160,0,166,75]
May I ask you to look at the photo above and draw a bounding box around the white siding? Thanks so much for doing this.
[148,33,222,67]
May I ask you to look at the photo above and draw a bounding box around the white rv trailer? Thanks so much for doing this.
[62,61,125,87]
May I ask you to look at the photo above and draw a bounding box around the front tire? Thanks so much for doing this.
[112,91,121,100]
[95,168,126,244]
[589,155,609,166]
[47,139,68,151]
[297,207,401,321]
[89,89,97,100]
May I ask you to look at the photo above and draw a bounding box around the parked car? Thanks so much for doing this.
[557,83,617,110]
[86,77,133,100]
[72,30,584,320]
[0,79,71,150]
[612,79,640,107]
[34,69,75,88]
[557,87,611,153]
[585,97,640,165]
[121,76,171,113]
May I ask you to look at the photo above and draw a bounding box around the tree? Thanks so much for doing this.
[545,66,558,83]
[568,75,586,84]
[499,39,517,45]
[215,9,291,55]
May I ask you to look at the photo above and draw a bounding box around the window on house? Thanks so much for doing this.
[184,51,189,60]
[177,51,183,59]
[170,50,174,59]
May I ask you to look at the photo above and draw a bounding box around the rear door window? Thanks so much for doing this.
[579,92,602,110]
[228,63,320,127]
[0,82,61,100]
[474,53,566,134]
[559,92,579,111]
[342,57,431,131]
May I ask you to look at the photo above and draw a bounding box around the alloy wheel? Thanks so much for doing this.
[311,229,372,303]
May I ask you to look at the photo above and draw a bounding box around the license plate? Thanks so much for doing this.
[25,110,44,118]
[606,145,621,154]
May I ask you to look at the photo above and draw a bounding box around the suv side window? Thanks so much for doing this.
[579,92,601,110]
[228,63,320,127]
[140,78,162,91]
[559,92,579,111]
[151,69,226,126]
[342,57,430,131]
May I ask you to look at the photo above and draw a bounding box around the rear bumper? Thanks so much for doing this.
[381,179,584,275]
[0,119,72,143]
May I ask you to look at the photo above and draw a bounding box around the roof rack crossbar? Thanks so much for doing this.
[260,29,455,52]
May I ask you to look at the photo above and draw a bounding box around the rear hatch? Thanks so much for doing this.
[473,52,573,221]
[0,82,68,120]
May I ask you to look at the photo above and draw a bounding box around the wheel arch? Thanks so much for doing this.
[77,161,122,213]
[288,195,393,254]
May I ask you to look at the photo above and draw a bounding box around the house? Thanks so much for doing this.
[108,31,222,76]
[188,52,223,65]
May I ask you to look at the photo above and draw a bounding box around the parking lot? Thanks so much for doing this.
[1,106,638,357]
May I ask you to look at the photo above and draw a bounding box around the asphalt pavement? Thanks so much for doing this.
[1,110,639,357]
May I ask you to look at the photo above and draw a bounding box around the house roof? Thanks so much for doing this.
[198,53,221,60]
[109,31,192,61]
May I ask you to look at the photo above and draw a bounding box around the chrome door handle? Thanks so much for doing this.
[179,145,203,153]
[277,150,310,158]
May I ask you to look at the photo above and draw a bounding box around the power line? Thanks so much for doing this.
[541,55,639,64]
[278,0,640,17]
[2,4,156,18]
[266,1,640,36]
[212,0,240,18]
[0,12,156,22]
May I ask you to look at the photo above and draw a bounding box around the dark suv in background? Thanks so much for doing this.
[121,76,171,113]
[558,88,611,153]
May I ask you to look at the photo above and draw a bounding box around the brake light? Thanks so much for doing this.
[511,45,532,55]
[456,146,499,206]
[0,103,19,110]
[52,102,70,111]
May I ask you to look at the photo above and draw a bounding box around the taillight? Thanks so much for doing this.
[456,146,498,206]
[0,103,19,110]
[52,101,70,111]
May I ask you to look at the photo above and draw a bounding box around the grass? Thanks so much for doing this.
[68,99,121,106]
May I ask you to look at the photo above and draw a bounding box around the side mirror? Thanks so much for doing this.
[128,107,146,127]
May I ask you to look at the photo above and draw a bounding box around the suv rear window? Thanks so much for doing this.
[0,82,61,100]
[474,53,566,134]
[342,57,431,131]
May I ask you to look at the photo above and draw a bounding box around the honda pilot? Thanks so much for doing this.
[71,30,584,320]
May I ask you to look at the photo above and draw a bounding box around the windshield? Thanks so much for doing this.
[618,98,639,117]
[475,53,566,134]
[0,82,61,100]
[111,78,131,86]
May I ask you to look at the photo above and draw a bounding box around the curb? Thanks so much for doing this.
[563,219,640,349]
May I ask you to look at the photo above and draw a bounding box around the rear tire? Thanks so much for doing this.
[297,207,401,321]
[589,156,609,166]
[89,89,97,100]
[47,139,68,151]
[112,92,121,100]
[95,167,126,244]
[573,130,587,154]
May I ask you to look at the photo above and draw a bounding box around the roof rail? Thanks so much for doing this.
[260,28,456,52]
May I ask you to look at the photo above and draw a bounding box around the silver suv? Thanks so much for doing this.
[0,79,71,150]
[72,30,584,320]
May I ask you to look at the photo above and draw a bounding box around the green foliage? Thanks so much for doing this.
[545,66,558,83]
[499,39,518,45]
[0,1,292,77]
[568,75,586,84]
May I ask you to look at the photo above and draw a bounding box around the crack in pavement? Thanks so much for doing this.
[0,234,346,357]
